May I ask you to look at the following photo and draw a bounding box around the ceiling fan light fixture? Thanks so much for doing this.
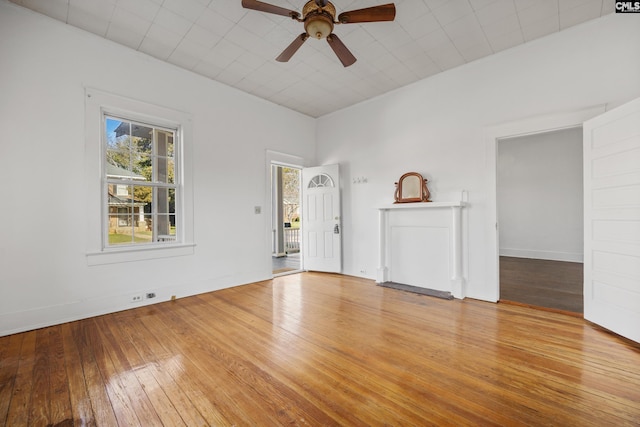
[304,15,333,39]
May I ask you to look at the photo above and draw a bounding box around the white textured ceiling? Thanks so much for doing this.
[10,0,614,117]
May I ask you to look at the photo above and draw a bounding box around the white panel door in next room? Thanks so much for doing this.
[302,164,342,273]
[583,97,640,343]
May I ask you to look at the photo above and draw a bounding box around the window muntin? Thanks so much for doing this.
[104,116,178,247]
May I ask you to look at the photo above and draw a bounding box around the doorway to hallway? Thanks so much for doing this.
[497,127,584,314]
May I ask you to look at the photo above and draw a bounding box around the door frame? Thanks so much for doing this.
[265,150,308,277]
[483,105,605,302]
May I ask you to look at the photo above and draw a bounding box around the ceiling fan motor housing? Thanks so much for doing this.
[303,0,336,39]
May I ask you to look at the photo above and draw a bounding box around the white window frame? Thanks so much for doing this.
[103,114,179,247]
[85,88,194,265]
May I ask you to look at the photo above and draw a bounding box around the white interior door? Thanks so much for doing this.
[302,164,342,273]
[583,97,640,343]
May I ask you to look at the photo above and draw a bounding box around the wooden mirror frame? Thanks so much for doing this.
[394,172,431,203]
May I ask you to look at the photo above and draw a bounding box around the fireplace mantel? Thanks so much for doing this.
[377,199,466,299]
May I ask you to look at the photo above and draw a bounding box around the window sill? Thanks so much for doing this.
[86,243,195,266]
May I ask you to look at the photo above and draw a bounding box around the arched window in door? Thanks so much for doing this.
[307,173,334,188]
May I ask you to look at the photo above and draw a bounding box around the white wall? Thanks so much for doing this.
[498,127,583,262]
[316,13,640,301]
[2,3,640,335]
[0,2,316,336]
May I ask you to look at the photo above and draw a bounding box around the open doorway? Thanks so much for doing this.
[271,164,302,275]
[497,127,584,314]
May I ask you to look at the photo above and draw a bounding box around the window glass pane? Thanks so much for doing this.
[108,183,132,201]
[134,153,152,182]
[157,215,176,241]
[133,185,152,210]
[106,118,128,144]
[133,185,153,236]
[129,127,151,182]
[105,152,132,180]
[155,130,175,184]
[106,118,133,173]
[132,210,152,244]
[155,156,174,183]
[156,188,175,214]
[108,185,134,245]
[131,124,153,140]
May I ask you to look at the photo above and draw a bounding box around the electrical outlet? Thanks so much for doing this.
[131,294,143,303]
[146,292,156,299]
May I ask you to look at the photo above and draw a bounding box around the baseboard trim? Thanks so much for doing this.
[499,248,583,263]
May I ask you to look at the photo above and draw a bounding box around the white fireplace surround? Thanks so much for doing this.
[377,193,467,299]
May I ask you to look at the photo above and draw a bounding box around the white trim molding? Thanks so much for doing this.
[483,105,606,301]
[84,87,195,264]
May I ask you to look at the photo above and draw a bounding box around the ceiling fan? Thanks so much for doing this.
[241,0,396,67]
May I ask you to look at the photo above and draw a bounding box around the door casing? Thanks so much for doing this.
[483,106,606,302]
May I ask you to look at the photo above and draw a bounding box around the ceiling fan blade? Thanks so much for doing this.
[241,0,300,19]
[326,33,356,67]
[338,3,396,23]
[276,33,309,62]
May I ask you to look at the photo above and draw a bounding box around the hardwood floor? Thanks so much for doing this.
[500,256,584,314]
[2,272,639,426]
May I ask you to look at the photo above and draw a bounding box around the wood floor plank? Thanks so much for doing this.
[0,333,23,425]
[5,330,36,427]
[92,316,164,427]
[27,328,51,425]
[84,319,141,426]
[2,272,640,426]
[115,310,211,427]
[135,310,238,426]
[47,326,73,425]
[108,311,197,427]
[60,322,97,426]
[71,321,119,426]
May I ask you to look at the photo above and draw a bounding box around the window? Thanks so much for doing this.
[104,116,178,246]
[85,88,193,264]
[307,173,334,188]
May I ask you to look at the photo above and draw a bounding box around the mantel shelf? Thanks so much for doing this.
[379,201,466,210]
